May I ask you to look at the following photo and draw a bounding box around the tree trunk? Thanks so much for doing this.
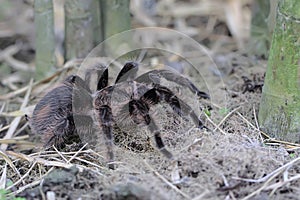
[34,0,56,80]
[258,0,300,142]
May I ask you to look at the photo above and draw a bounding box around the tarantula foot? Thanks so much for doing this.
[198,125,211,132]
[160,147,173,159]
[107,162,115,170]
[24,114,30,121]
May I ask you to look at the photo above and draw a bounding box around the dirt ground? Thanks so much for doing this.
[1,1,300,200]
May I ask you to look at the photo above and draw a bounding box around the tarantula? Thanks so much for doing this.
[27,61,209,169]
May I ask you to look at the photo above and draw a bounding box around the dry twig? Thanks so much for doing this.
[234,156,300,200]
[144,160,191,199]
[0,79,33,151]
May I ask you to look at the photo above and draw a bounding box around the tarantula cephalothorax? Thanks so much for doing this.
[27,61,210,169]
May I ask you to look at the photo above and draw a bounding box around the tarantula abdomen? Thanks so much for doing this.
[27,75,91,148]
[27,78,74,148]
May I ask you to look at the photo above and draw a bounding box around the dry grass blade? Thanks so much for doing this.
[236,112,271,139]
[9,167,55,197]
[234,156,300,200]
[0,135,29,143]
[171,162,180,183]
[0,110,28,117]
[204,113,227,135]
[35,159,74,169]
[191,190,210,200]
[9,179,42,197]
[237,119,299,149]
[0,163,7,189]
[0,117,22,151]
[0,30,14,38]
[69,156,106,172]
[0,150,22,180]
[0,44,33,72]
[0,45,20,61]
[0,102,5,116]
[5,151,74,168]
[6,161,37,191]
[235,155,300,183]
[0,125,9,133]
[6,151,32,161]
[221,174,237,200]
[158,1,223,17]
[0,86,29,101]
[0,59,80,100]
[252,105,264,143]
[238,109,300,148]
[130,0,157,26]
[264,138,300,149]
[5,55,33,72]
[27,149,105,160]
[67,143,88,163]
[52,145,68,163]
[265,174,300,193]
[6,149,106,173]
[144,160,191,199]
[213,106,240,132]
[0,79,33,151]
[0,138,33,145]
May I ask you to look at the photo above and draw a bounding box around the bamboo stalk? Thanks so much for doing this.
[34,0,56,80]
[64,0,94,59]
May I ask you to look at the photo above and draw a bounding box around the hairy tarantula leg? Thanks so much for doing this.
[96,105,115,169]
[135,69,210,99]
[97,68,108,90]
[147,118,173,159]
[141,86,207,129]
[69,75,92,93]
[129,100,173,159]
[115,62,139,83]
[141,87,184,121]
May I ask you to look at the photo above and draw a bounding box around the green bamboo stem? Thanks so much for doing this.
[258,0,300,142]
[100,0,131,55]
[34,0,56,80]
[91,0,103,45]
[64,0,94,60]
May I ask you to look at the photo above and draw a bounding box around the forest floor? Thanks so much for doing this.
[1,1,300,200]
